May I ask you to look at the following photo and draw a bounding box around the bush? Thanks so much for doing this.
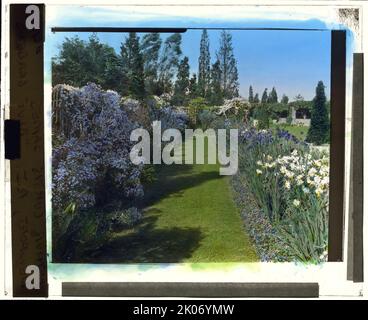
[306,81,329,145]
[253,104,270,129]
[150,106,189,132]
[236,126,329,262]
[120,97,151,129]
[52,83,144,214]
[198,109,217,130]
[109,207,143,230]
[187,97,209,125]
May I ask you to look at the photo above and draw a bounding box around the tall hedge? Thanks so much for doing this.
[306,81,329,145]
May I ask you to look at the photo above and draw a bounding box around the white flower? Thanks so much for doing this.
[291,149,298,156]
[280,166,287,174]
[285,181,291,189]
[256,160,263,166]
[293,199,301,207]
[313,176,321,185]
[302,187,310,194]
[256,169,263,175]
[286,171,295,179]
[308,168,317,177]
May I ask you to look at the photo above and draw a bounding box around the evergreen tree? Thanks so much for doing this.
[281,94,289,105]
[268,87,278,103]
[253,93,260,104]
[248,85,254,103]
[52,34,125,93]
[209,59,223,105]
[189,73,198,99]
[216,31,239,99]
[261,88,268,103]
[295,94,304,101]
[140,33,162,95]
[172,56,190,106]
[158,33,182,94]
[306,81,329,145]
[120,32,145,99]
[198,29,211,98]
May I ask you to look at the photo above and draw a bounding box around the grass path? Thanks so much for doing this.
[96,141,258,263]
[142,162,258,263]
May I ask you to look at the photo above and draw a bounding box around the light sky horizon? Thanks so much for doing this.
[44,5,352,101]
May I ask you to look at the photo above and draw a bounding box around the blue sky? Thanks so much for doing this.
[45,5,354,101]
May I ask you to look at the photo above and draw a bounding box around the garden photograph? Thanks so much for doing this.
[49,9,331,265]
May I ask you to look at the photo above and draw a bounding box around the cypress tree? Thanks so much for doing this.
[209,59,223,105]
[198,29,211,98]
[189,73,198,100]
[281,94,289,105]
[158,33,182,94]
[217,31,239,99]
[268,87,278,103]
[120,32,146,99]
[140,33,162,95]
[306,81,329,145]
[248,85,254,103]
[253,93,260,104]
[172,56,190,106]
[261,88,268,103]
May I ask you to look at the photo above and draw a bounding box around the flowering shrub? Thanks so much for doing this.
[255,150,329,262]
[235,126,329,263]
[120,97,151,128]
[198,109,217,130]
[216,97,251,117]
[150,106,189,132]
[52,83,144,214]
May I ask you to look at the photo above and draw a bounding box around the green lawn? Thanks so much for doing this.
[93,141,258,263]
[272,123,309,141]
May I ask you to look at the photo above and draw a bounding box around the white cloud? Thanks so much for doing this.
[46,5,338,27]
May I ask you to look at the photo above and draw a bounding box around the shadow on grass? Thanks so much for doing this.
[142,164,223,208]
[81,214,204,263]
[54,163,222,263]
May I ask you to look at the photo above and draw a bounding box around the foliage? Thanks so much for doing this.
[261,88,268,103]
[272,124,308,141]
[217,31,239,99]
[120,97,151,128]
[255,150,329,262]
[198,29,211,98]
[198,109,217,130]
[254,104,270,129]
[209,60,224,105]
[236,126,329,262]
[253,93,260,104]
[216,97,251,120]
[231,174,291,261]
[187,97,209,125]
[52,34,125,94]
[140,33,162,95]
[52,83,144,214]
[286,112,293,125]
[281,94,289,105]
[120,33,146,100]
[150,105,189,132]
[109,207,143,230]
[188,74,199,99]
[172,56,190,106]
[268,87,278,103]
[158,33,182,94]
[306,81,330,145]
[248,85,254,103]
